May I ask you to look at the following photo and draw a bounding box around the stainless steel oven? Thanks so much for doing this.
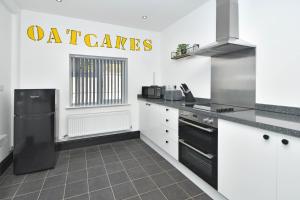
[178,110,218,189]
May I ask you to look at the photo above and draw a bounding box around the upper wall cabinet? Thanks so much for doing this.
[218,119,300,200]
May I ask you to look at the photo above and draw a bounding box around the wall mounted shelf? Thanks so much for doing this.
[171,44,199,60]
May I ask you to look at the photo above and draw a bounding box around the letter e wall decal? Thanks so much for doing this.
[130,38,141,51]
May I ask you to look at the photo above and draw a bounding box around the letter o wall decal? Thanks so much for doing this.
[27,25,45,41]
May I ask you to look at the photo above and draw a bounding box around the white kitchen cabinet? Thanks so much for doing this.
[277,135,300,200]
[219,119,300,200]
[139,101,179,160]
[218,119,277,200]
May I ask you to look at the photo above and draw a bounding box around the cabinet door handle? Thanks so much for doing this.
[263,135,269,140]
[166,108,169,111]
[166,119,169,122]
[282,139,289,145]
[165,130,169,133]
[165,140,169,144]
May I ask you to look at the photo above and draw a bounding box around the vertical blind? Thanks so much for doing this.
[70,55,128,106]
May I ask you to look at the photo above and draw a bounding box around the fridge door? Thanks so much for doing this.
[14,89,55,115]
[14,113,55,174]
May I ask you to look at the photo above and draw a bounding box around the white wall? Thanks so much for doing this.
[161,0,300,107]
[19,10,162,140]
[0,2,13,162]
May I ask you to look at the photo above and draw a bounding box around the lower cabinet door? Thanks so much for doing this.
[161,136,178,160]
[277,135,300,200]
[218,120,277,200]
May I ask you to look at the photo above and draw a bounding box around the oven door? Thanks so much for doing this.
[179,118,217,154]
[179,139,217,189]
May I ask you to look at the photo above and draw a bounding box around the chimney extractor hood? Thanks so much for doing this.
[195,0,255,57]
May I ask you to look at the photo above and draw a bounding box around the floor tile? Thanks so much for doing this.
[43,174,66,189]
[178,180,203,197]
[90,188,114,200]
[86,152,101,160]
[0,184,19,199]
[126,196,141,200]
[101,150,117,158]
[167,169,187,182]
[65,193,89,200]
[142,164,163,175]
[140,190,167,200]
[68,161,86,172]
[67,170,87,184]
[47,164,68,177]
[131,151,148,159]
[88,175,110,192]
[14,192,39,200]
[24,171,47,182]
[108,171,129,186]
[132,177,157,194]
[136,157,155,167]
[112,182,138,200]
[157,160,175,171]
[102,155,119,164]
[38,185,65,200]
[161,184,189,200]
[85,145,99,153]
[105,162,124,174]
[127,167,147,180]
[151,172,176,188]
[122,159,140,170]
[0,175,25,188]
[64,180,88,199]
[117,153,134,161]
[86,158,103,169]
[16,179,43,195]
[87,166,106,179]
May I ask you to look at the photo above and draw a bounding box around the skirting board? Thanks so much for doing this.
[140,134,227,200]
[0,151,13,176]
[56,131,140,151]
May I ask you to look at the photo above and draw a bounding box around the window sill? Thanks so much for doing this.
[66,104,131,110]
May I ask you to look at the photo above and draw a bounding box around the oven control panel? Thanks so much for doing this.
[179,110,218,128]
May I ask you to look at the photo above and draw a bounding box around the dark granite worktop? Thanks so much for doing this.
[138,96,300,138]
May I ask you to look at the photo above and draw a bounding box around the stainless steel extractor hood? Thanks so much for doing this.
[195,0,255,57]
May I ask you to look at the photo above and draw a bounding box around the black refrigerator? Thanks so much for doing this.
[14,89,56,175]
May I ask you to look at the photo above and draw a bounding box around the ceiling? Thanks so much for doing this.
[7,0,208,31]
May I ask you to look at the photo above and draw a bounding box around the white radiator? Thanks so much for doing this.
[67,111,131,138]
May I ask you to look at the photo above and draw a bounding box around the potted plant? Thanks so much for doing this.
[177,44,189,55]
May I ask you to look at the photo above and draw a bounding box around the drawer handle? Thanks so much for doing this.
[263,135,269,140]
[165,140,169,144]
[179,119,214,133]
[179,139,214,159]
[282,139,289,145]
[165,130,169,133]
[166,108,169,111]
[166,119,169,122]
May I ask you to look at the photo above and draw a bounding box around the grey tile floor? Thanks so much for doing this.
[0,139,213,200]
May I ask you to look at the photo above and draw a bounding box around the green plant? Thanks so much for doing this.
[177,44,189,55]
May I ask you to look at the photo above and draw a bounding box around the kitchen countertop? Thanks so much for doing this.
[138,96,300,138]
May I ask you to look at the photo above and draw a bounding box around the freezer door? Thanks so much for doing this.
[14,113,55,174]
[14,89,55,115]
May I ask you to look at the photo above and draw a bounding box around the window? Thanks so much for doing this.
[70,55,128,106]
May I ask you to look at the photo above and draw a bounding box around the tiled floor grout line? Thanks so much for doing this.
[11,171,27,199]
[99,145,117,200]
[62,150,70,200]
[36,170,50,200]
[112,144,143,200]
[85,150,91,200]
